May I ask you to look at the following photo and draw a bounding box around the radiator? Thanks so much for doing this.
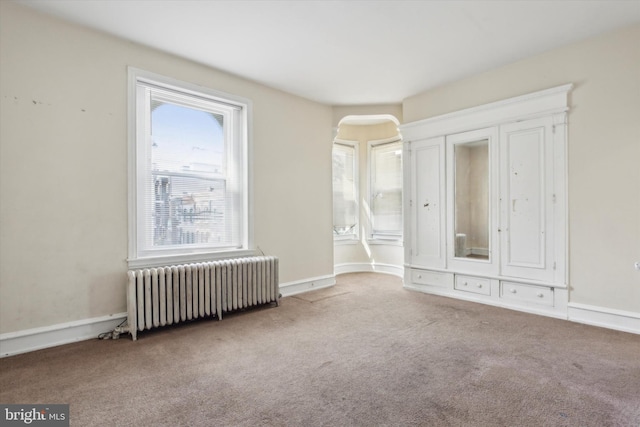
[125,256,279,340]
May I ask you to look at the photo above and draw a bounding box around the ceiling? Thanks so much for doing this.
[16,0,640,106]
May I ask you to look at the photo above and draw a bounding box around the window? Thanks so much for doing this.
[332,140,359,241]
[369,139,403,241]
[128,68,251,267]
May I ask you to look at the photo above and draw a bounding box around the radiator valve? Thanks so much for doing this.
[100,324,130,340]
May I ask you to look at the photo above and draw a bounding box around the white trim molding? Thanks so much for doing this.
[335,262,404,278]
[568,303,640,335]
[279,274,336,297]
[127,67,253,269]
[339,114,400,126]
[0,313,127,358]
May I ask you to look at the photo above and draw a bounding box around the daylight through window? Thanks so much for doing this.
[369,139,403,240]
[332,141,359,240]
[129,69,250,265]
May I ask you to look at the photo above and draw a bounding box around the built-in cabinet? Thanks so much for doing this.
[401,84,572,318]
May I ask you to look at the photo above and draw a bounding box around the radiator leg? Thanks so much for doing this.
[123,324,136,341]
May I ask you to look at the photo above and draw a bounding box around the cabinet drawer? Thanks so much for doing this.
[454,275,491,296]
[411,269,453,288]
[500,282,553,306]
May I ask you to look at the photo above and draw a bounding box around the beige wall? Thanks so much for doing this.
[0,3,334,334]
[403,24,640,312]
[2,3,637,338]
[334,122,403,268]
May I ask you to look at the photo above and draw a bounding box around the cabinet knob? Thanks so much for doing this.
[477,283,483,288]
[417,274,422,279]
[463,282,468,286]
[537,293,544,298]
[510,289,517,294]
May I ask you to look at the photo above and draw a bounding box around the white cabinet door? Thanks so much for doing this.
[499,116,561,282]
[410,137,446,268]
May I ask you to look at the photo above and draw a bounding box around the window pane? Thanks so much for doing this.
[152,175,228,246]
[332,143,357,237]
[131,69,249,263]
[371,142,402,237]
[147,99,233,248]
[151,101,224,176]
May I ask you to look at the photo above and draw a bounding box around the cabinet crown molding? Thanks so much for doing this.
[400,84,573,141]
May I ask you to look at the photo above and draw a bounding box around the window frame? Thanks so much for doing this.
[332,139,360,244]
[367,137,403,244]
[127,67,253,269]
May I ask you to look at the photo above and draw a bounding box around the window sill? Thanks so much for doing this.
[366,238,403,247]
[334,238,360,246]
[127,249,258,270]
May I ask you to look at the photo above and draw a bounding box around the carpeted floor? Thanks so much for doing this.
[1,273,639,426]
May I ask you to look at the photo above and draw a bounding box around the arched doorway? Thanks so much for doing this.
[332,114,404,277]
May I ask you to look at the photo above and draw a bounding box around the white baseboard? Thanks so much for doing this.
[335,262,404,278]
[568,302,640,335]
[1,274,337,358]
[279,274,336,297]
[6,279,633,358]
[0,313,127,358]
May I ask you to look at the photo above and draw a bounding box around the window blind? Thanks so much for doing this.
[332,143,358,237]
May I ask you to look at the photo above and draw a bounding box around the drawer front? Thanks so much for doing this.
[500,282,553,306]
[454,275,491,296]
[411,269,453,288]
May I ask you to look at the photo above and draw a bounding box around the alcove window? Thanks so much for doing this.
[332,141,359,241]
[369,139,402,241]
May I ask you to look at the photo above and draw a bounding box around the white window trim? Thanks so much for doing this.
[127,67,254,269]
[367,136,403,244]
[333,139,359,244]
